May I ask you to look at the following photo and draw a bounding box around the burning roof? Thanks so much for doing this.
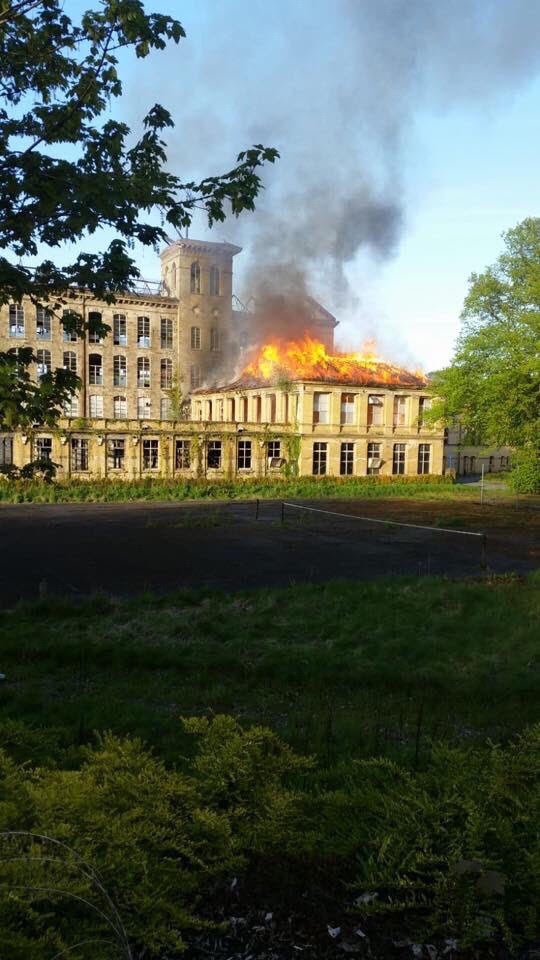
[201,335,428,392]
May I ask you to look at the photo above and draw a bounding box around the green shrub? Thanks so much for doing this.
[509,448,540,494]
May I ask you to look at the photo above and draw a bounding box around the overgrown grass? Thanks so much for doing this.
[2,573,538,769]
[0,473,462,503]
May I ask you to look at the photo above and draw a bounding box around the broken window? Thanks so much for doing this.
[191,326,201,350]
[108,438,125,469]
[114,355,127,387]
[210,327,220,351]
[340,441,354,476]
[190,365,201,389]
[88,312,103,344]
[393,395,407,427]
[267,393,277,423]
[63,310,78,341]
[9,304,24,338]
[160,358,172,388]
[392,443,406,475]
[209,265,220,296]
[313,392,330,425]
[89,395,103,418]
[190,261,201,294]
[0,436,13,466]
[367,441,382,475]
[36,307,51,339]
[160,317,173,349]
[137,316,151,347]
[142,439,159,470]
[417,443,430,475]
[340,393,355,425]
[207,440,222,469]
[137,396,151,419]
[137,356,150,388]
[35,437,52,461]
[114,314,127,346]
[113,396,127,419]
[89,353,103,385]
[63,351,77,374]
[175,439,191,469]
[237,439,252,470]
[36,349,51,377]
[71,438,88,471]
[367,395,384,427]
[313,441,327,475]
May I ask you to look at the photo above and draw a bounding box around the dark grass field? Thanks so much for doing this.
[2,572,539,769]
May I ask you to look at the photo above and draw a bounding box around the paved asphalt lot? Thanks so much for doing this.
[0,499,537,605]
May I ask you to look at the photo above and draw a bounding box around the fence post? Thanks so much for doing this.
[480,533,487,570]
[480,464,485,505]
[255,498,259,520]
[281,501,285,525]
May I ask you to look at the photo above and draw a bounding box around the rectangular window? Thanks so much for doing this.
[210,327,220,351]
[254,396,262,422]
[367,394,384,426]
[392,443,406,475]
[313,392,330,424]
[313,441,327,476]
[137,316,150,347]
[35,437,52,461]
[418,396,432,426]
[89,395,104,418]
[36,349,51,377]
[108,439,125,470]
[237,439,252,470]
[89,355,103,385]
[190,365,201,389]
[36,307,51,339]
[71,438,88,471]
[137,357,150,388]
[266,393,277,423]
[137,396,152,419]
[160,397,172,420]
[340,441,354,476]
[191,326,201,350]
[114,355,127,387]
[113,314,127,346]
[63,396,79,417]
[207,440,222,469]
[142,439,159,470]
[160,317,173,349]
[393,395,407,427]
[0,436,13,466]
[340,393,355,425]
[62,311,78,341]
[175,439,191,469]
[160,358,172,388]
[268,440,281,460]
[113,396,127,419]
[417,443,431,475]
[367,441,382,475]
[9,304,25,338]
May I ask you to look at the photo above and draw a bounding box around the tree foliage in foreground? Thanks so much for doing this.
[431,218,540,456]
[0,0,278,427]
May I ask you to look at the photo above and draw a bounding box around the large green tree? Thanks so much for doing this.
[432,218,540,454]
[0,0,277,428]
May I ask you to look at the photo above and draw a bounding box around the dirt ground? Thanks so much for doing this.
[0,496,538,605]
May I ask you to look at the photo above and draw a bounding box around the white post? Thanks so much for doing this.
[480,463,485,505]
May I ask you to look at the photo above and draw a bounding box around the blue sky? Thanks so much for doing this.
[62,2,540,370]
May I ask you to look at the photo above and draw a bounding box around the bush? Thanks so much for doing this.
[509,448,540,495]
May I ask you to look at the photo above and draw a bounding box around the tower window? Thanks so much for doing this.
[190,261,201,294]
[209,265,220,296]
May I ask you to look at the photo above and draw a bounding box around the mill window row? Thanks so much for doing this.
[4,305,175,348]
[313,442,431,476]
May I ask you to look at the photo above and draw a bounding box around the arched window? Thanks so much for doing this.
[190,261,200,294]
[88,311,102,344]
[89,353,103,384]
[9,303,24,338]
[36,349,51,377]
[113,355,127,386]
[209,265,220,296]
[63,351,77,373]
[160,358,172,388]
[113,395,127,419]
[171,262,177,293]
[137,356,150,387]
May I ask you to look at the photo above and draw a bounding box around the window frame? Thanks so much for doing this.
[417,443,431,475]
[142,438,159,470]
[340,441,354,476]
[312,441,327,476]
[207,440,222,469]
[175,439,191,469]
[71,438,89,472]
[392,443,406,475]
[237,439,252,470]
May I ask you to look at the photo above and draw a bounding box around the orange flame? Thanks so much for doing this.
[234,335,427,389]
